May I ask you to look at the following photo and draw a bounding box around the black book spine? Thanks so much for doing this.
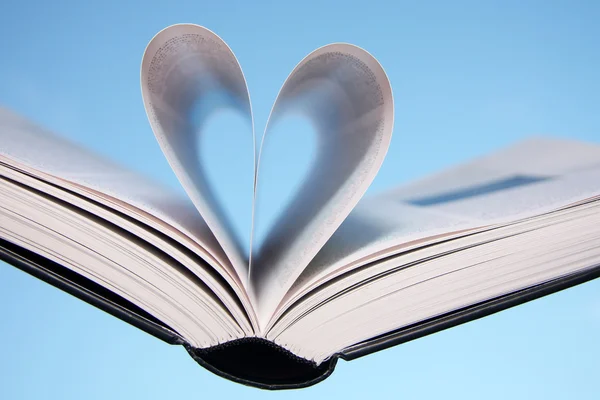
[0,238,335,390]
[0,238,184,345]
[2,238,599,389]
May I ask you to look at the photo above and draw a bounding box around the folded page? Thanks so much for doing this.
[141,24,254,286]
[250,44,394,325]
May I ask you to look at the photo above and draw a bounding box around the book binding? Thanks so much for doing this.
[2,238,599,390]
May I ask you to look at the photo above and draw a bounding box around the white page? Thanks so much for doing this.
[279,204,600,362]
[0,184,245,348]
[284,149,600,314]
[0,167,253,334]
[141,24,254,285]
[250,44,394,325]
[0,107,258,329]
[385,136,600,203]
[315,138,600,274]
[383,137,600,221]
[0,107,223,261]
[269,201,598,334]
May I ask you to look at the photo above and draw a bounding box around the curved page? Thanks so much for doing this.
[251,44,394,326]
[141,24,254,285]
[278,139,600,321]
[0,108,221,263]
[0,107,255,332]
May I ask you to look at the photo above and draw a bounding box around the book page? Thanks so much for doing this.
[385,136,600,203]
[250,44,394,325]
[275,201,600,363]
[0,107,221,254]
[284,142,600,313]
[0,165,254,335]
[381,136,600,222]
[0,107,260,302]
[141,24,254,285]
[0,180,248,348]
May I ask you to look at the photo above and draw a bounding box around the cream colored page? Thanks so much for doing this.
[250,44,394,325]
[141,24,254,285]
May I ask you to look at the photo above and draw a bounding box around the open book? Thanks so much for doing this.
[2,24,600,389]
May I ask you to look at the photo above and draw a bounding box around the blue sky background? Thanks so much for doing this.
[1,0,600,398]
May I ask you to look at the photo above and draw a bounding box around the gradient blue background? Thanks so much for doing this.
[1,0,599,398]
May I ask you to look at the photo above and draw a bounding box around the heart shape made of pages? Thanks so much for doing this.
[141,24,393,324]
